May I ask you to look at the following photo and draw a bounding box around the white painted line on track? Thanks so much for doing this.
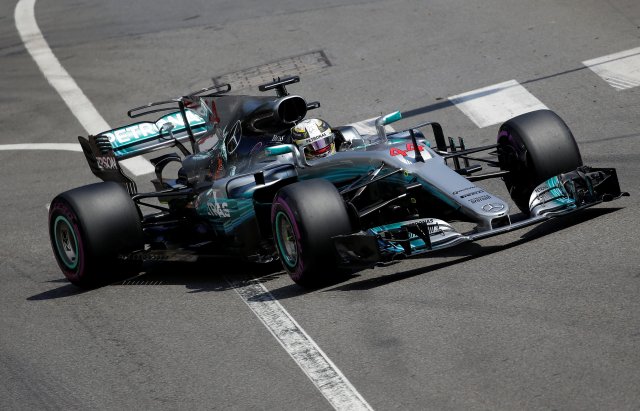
[0,143,82,152]
[15,1,371,407]
[583,47,640,91]
[14,0,154,176]
[448,79,548,128]
[233,278,373,411]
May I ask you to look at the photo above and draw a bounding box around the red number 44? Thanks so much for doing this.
[390,143,425,157]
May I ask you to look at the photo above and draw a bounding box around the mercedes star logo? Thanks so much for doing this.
[482,203,505,212]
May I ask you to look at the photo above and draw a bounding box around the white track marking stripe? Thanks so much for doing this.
[449,79,548,128]
[15,2,371,407]
[0,143,82,152]
[14,0,154,176]
[233,279,373,411]
[605,76,640,89]
[583,47,640,91]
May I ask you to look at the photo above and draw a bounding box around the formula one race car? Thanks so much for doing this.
[48,76,628,288]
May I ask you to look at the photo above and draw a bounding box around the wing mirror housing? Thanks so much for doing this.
[375,111,402,142]
[265,144,293,156]
[265,144,310,167]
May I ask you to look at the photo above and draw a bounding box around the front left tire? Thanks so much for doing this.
[271,179,352,287]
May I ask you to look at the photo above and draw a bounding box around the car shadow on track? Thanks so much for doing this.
[28,207,622,301]
[112,259,299,295]
[322,207,623,292]
[26,258,299,300]
[29,255,343,300]
[131,260,353,301]
[27,280,90,300]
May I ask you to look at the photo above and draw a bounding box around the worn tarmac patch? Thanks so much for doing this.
[212,50,331,91]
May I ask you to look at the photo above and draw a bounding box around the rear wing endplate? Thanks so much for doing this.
[79,134,138,194]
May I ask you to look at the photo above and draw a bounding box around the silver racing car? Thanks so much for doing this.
[48,76,628,287]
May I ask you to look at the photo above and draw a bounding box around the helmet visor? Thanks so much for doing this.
[306,133,334,153]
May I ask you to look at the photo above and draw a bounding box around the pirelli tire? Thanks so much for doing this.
[271,179,352,287]
[497,109,583,214]
[48,182,143,288]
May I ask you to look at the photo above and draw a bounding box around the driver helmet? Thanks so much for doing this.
[291,118,336,159]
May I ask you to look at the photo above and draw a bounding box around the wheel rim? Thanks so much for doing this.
[275,211,298,268]
[53,216,79,269]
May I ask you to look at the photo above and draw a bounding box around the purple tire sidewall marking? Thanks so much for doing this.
[498,130,522,154]
[498,130,516,147]
[50,200,85,283]
[272,196,306,280]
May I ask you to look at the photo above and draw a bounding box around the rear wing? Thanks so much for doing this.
[100,106,209,160]
[79,83,230,193]
[100,82,231,160]
[79,105,211,195]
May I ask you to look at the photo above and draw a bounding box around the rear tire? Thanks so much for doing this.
[271,179,352,287]
[497,109,583,213]
[48,182,143,288]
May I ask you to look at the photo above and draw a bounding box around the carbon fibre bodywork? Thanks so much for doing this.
[76,76,627,273]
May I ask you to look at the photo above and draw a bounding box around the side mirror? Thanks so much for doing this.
[375,111,402,141]
[265,144,310,167]
[381,111,402,125]
[265,144,294,156]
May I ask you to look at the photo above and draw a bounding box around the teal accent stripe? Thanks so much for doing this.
[546,176,575,205]
[54,216,78,269]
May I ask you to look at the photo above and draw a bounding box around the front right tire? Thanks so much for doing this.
[497,109,583,214]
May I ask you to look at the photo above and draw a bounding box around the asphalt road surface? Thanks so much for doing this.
[1,0,639,409]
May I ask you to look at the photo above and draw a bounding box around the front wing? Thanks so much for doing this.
[333,166,628,266]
